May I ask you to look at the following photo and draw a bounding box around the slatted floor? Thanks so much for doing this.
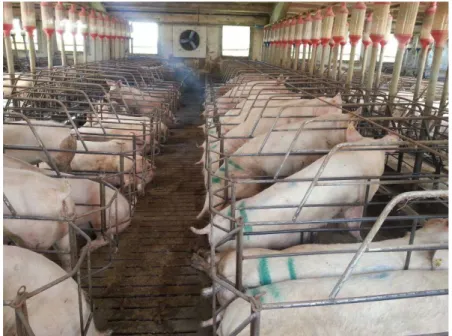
[89,80,212,335]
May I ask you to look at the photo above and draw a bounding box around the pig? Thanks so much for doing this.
[40,153,154,192]
[74,124,152,153]
[213,218,448,304]
[199,94,343,192]
[4,120,76,172]
[4,245,112,336]
[3,168,75,270]
[218,270,448,336]
[4,155,133,251]
[191,124,400,250]
[197,110,356,218]
[105,80,176,124]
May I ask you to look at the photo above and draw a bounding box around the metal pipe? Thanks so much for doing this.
[365,43,379,91]
[413,47,430,100]
[360,46,369,85]
[346,44,357,87]
[83,37,87,64]
[331,45,339,80]
[11,33,19,61]
[308,45,317,75]
[301,44,306,71]
[59,34,67,66]
[27,32,36,74]
[21,32,29,65]
[319,44,327,76]
[4,33,15,81]
[433,67,448,136]
[92,36,97,62]
[293,45,300,70]
[375,45,386,89]
[326,44,333,77]
[46,36,53,69]
[424,45,444,115]
[72,34,77,65]
[337,44,345,81]
[388,45,407,102]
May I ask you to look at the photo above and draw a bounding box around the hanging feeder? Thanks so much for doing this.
[41,1,55,68]
[20,2,37,73]
[3,2,15,78]
[79,7,88,63]
[331,3,348,79]
[366,2,391,90]
[67,4,78,65]
[319,6,335,75]
[311,10,322,47]
[346,2,366,86]
[375,13,393,88]
[55,2,67,66]
[414,2,437,100]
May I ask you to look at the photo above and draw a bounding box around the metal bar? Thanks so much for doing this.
[413,47,430,100]
[360,46,369,85]
[366,43,379,91]
[4,33,15,82]
[329,190,448,299]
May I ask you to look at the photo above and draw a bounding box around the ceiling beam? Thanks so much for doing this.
[110,12,269,26]
[270,2,290,23]
[102,2,273,15]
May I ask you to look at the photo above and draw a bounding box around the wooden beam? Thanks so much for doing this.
[270,2,290,23]
[110,11,269,26]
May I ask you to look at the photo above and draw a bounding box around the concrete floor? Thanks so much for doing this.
[88,74,213,335]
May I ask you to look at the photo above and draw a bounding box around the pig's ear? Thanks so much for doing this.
[382,132,400,153]
[332,93,342,105]
[346,123,363,142]
[353,107,363,116]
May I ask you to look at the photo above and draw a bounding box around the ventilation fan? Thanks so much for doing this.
[172,25,207,58]
[179,30,200,51]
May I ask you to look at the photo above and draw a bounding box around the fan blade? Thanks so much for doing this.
[180,38,189,43]
[189,30,195,39]
[190,41,197,49]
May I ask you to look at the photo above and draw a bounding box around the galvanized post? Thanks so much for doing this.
[72,34,78,65]
[331,45,339,80]
[365,42,379,91]
[375,45,386,89]
[293,45,300,70]
[413,47,430,100]
[337,43,345,81]
[59,34,67,66]
[346,44,357,87]
[4,31,16,82]
[360,46,369,85]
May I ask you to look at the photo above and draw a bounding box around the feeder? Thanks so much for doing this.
[78,7,89,63]
[375,13,393,88]
[301,13,312,72]
[293,16,304,70]
[289,17,296,45]
[67,4,78,65]
[319,6,334,75]
[104,15,111,60]
[326,38,335,77]
[360,12,373,85]
[54,2,67,66]
[331,3,348,79]
[414,2,437,100]
[366,2,391,90]
[3,2,13,35]
[41,2,55,38]
[388,2,420,100]
[41,2,55,68]
[425,1,448,112]
[3,2,15,78]
[19,2,37,73]
[309,10,322,75]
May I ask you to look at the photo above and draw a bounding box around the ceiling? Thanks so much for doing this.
[102,2,432,25]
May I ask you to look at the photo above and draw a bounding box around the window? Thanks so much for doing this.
[222,26,250,57]
[12,18,38,50]
[131,22,158,54]
[56,20,85,52]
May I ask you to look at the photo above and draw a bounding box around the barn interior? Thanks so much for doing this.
[2,2,449,336]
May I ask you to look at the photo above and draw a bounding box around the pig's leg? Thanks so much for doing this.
[344,206,364,241]
[89,220,131,252]
[54,233,72,272]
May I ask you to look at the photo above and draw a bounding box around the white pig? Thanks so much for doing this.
[4,155,133,251]
[214,218,448,304]
[4,245,112,336]
[4,120,76,172]
[218,270,448,336]
[197,110,358,218]
[3,168,75,269]
[199,94,343,192]
[191,125,400,250]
